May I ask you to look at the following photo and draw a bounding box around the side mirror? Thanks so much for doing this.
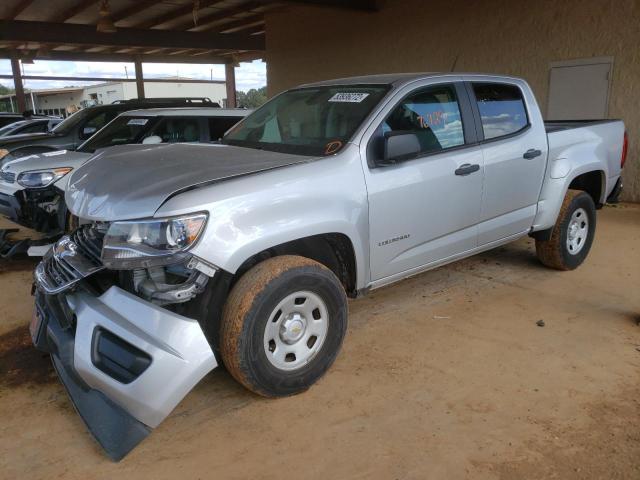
[81,126,97,138]
[382,131,421,164]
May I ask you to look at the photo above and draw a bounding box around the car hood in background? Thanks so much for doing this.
[0,132,56,147]
[66,143,316,221]
[2,149,92,174]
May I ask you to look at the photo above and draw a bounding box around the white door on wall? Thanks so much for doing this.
[547,57,613,120]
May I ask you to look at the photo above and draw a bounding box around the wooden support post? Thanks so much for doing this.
[134,58,145,99]
[225,62,236,108]
[10,58,26,113]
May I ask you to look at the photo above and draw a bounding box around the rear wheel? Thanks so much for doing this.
[220,255,348,397]
[535,190,596,270]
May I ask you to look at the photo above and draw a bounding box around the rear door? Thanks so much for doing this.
[465,79,548,245]
[362,80,484,282]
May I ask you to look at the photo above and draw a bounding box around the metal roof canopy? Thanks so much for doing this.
[0,0,378,111]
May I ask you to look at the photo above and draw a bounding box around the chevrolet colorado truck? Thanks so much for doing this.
[0,107,248,254]
[31,73,628,460]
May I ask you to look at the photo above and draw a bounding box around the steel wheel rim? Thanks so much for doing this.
[263,290,329,371]
[566,207,589,255]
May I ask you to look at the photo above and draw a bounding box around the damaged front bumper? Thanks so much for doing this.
[0,181,67,236]
[33,230,218,460]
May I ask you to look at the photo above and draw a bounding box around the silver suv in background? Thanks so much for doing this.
[0,108,249,255]
[0,97,220,161]
[32,73,628,459]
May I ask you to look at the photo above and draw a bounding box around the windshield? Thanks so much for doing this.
[51,109,92,134]
[222,85,389,156]
[78,116,157,152]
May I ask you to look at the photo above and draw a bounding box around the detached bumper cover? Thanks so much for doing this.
[35,285,218,460]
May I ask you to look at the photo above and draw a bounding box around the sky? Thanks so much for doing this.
[0,59,266,93]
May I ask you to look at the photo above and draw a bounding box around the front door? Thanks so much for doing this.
[363,82,484,282]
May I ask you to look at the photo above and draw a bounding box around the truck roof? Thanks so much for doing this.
[301,72,524,88]
[120,107,251,117]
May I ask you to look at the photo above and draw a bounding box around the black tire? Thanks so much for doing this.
[535,189,596,270]
[220,255,348,397]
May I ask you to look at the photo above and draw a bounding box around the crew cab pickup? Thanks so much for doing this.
[0,107,248,247]
[31,73,628,460]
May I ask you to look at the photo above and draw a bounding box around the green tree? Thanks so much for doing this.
[0,84,15,112]
[236,86,267,109]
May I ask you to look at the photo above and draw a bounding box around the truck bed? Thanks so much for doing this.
[544,119,619,134]
[545,118,625,201]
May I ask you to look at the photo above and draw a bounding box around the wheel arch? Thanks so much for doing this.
[233,232,359,298]
[532,166,607,232]
[568,169,606,207]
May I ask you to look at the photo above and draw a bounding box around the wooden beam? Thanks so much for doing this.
[111,0,158,24]
[278,0,378,11]
[133,0,225,29]
[134,58,144,99]
[10,58,26,113]
[225,63,237,108]
[6,0,37,20]
[0,74,225,84]
[0,20,265,51]
[185,2,264,31]
[244,25,266,35]
[0,49,230,64]
[204,14,264,33]
[51,0,96,22]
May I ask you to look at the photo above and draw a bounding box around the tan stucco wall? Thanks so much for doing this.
[265,0,640,201]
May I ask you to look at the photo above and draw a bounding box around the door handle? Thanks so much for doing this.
[454,163,480,176]
[523,149,542,159]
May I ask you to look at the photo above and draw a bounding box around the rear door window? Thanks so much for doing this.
[20,122,49,134]
[147,117,202,143]
[208,116,244,141]
[472,83,529,140]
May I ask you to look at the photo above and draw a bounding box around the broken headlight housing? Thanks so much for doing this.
[17,167,73,188]
[102,213,207,269]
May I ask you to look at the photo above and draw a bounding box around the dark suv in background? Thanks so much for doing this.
[0,97,220,160]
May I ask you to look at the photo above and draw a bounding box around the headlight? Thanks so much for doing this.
[0,149,8,160]
[102,213,207,269]
[17,167,73,188]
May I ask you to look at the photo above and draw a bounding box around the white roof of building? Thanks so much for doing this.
[120,107,252,117]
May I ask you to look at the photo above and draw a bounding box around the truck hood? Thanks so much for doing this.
[2,149,91,174]
[66,143,316,221]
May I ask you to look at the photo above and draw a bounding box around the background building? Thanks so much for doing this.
[0,78,227,116]
[264,0,640,202]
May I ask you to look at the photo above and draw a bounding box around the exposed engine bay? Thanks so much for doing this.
[122,261,210,306]
[13,186,67,235]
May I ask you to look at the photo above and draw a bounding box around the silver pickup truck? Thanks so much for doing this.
[31,73,628,459]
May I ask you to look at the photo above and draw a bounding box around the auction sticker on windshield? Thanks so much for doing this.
[127,118,149,125]
[329,92,370,103]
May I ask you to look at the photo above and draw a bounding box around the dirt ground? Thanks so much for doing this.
[0,204,639,480]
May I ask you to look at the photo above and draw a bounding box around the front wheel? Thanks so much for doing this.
[220,255,348,397]
[535,189,596,270]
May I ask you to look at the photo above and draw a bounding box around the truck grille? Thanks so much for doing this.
[0,171,15,183]
[35,225,106,294]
